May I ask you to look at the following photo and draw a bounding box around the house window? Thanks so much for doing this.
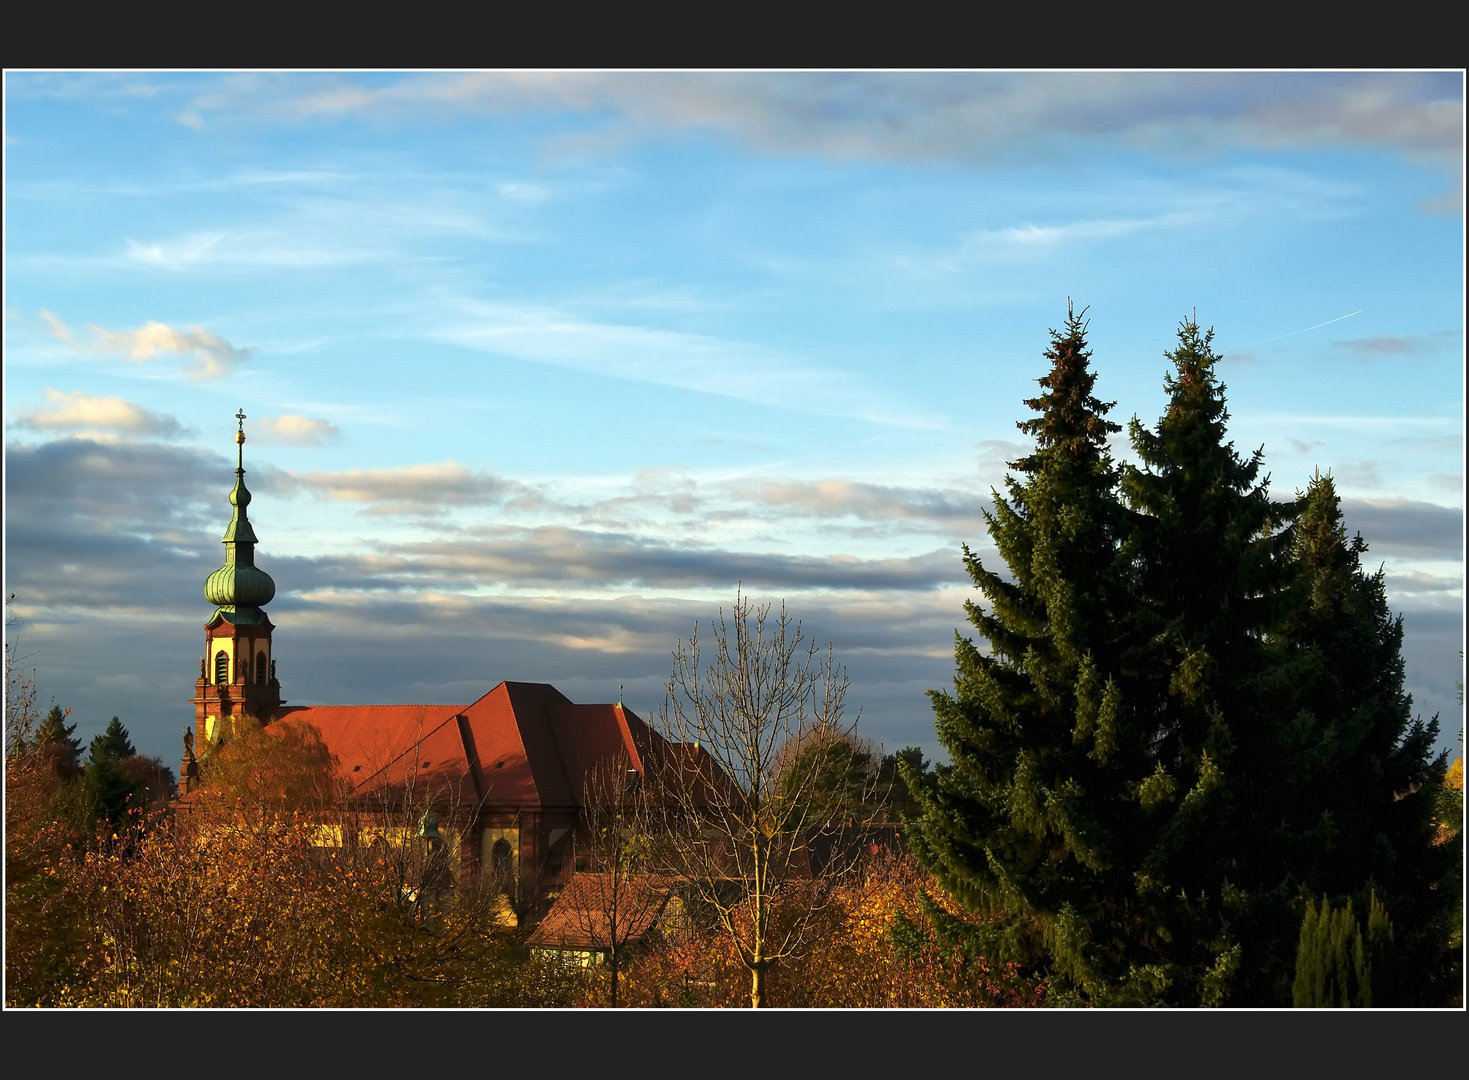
[256,651,267,684]
[492,839,513,881]
[214,650,229,685]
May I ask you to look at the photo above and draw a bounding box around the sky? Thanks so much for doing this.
[3,71,1464,771]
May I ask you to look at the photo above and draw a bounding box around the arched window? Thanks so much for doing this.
[214,650,229,685]
[256,651,267,684]
[492,838,513,881]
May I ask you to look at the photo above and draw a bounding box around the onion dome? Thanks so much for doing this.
[205,563,276,608]
[205,410,276,622]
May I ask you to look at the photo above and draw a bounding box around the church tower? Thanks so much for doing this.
[189,411,283,760]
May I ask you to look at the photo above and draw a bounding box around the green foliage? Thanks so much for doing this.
[87,716,136,766]
[910,307,1456,1007]
[82,754,144,835]
[773,731,879,827]
[907,303,1167,1004]
[1292,893,1395,1007]
[883,746,934,821]
[37,704,82,759]
[1263,472,1452,1004]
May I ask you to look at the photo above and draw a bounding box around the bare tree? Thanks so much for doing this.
[5,592,41,754]
[653,588,884,1008]
[554,748,669,1007]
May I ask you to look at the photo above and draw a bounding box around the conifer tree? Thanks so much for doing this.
[905,304,1167,1003]
[1269,472,1450,1004]
[1292,895,1372,1007]
[34,704,83,781]
[37,704,82,758]
[84,717,142,834]
[87,716,136,765]
[1111,315,1303,1003]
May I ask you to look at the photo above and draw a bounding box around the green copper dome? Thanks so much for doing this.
[205,564,276,607]
[205,411,275,617]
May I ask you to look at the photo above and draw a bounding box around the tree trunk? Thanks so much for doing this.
[750,960,765,1008]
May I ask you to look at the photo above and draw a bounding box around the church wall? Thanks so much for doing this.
[208,635,236,683]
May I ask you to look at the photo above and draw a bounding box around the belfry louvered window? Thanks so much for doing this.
[256,651,267,684]
[215,650,230,685]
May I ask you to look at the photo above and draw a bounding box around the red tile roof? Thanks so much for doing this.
[526,873,676,950]
[272,682,707,814]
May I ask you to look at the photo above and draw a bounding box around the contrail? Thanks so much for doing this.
[1240,310,1364,349]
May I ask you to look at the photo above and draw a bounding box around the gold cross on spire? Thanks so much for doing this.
[236,408,247,431]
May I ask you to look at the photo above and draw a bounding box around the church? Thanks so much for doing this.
[180,413,715,917]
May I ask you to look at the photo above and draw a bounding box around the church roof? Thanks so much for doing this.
[273,681,711,813]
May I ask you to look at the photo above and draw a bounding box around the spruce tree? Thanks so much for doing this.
[87,716,136,765]
[905,304,1168,1003]
[36,704,82,758]
[84,716,141,834]
[35,704,82,780]
[1114,315,1302,1003]
[1270,472,1450,1004]
[1292,895,1372,1007]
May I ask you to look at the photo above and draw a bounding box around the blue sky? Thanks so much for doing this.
[3,72,1464,768]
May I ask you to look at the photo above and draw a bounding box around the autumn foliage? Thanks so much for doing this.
[610,849,1044,1008]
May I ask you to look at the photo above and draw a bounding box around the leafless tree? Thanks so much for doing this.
[5,592,41,754]
[559,748,669,1007]
[652,588,885,1008]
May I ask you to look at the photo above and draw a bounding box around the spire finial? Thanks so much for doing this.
[234,409,246,471]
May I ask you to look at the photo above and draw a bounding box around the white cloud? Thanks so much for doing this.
[173,72,1462,205]
[13,388,187,437]
[253,414,341,446]
[440,299,938,429]
[122,227,383,271]
[40,309,251,381]
[497,181,550,203]
[287,461,519,515]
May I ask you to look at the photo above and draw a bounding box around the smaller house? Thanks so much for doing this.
[526,872,686,964]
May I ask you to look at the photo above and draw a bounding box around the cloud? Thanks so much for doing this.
[1340,497,1464,560]
[729,479,990,528]
[497,181,550,203]
[175,72,1463,204]
[253,414,341,446]
[441,298,936,429]
[298,527,972,593]
[1384,570,1464,595]
[13,389,187,438]
[286,462,520,515]
[1333,331,1459,359]
[1284,437,1325,454]
[8,425,1458,769]
[40,309,251,381]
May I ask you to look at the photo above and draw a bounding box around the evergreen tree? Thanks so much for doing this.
[905,304,1171,1003]
[83,717,142,834]
[34,704,82,780]
[1113,315,1302,1003]
[87,716,136,765]
[1291,891,1397,1007]
[1269,472,1450,1004]
[1292,894,1372,1007]
[909,309,1451,1006]
[36,704,82,758]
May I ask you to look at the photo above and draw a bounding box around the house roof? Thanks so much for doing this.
[272,681,710,814]
[526,873,676,950]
